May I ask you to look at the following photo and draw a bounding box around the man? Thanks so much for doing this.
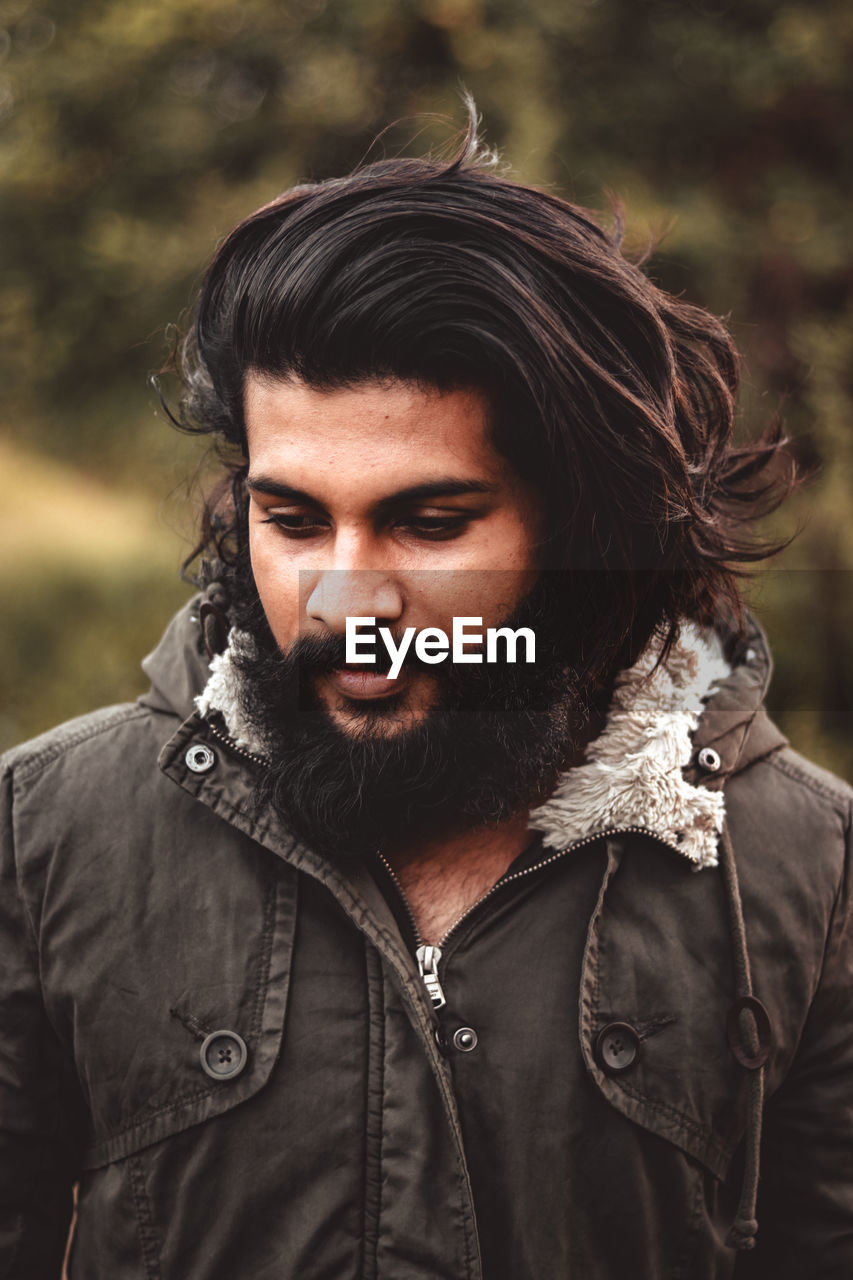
[2,118,852,1280]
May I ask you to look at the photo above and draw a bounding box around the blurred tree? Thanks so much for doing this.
[0,0,851,773]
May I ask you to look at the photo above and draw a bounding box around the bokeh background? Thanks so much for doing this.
[1,0,851,778]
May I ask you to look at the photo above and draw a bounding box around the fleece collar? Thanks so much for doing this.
[527,622,731,868]
[196,621,732,872]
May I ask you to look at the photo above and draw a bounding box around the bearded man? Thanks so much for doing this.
[2,120,852,1280]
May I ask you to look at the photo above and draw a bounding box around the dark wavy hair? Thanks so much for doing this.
[169,112,795,685]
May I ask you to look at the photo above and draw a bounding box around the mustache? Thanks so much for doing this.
[282,630,447,677]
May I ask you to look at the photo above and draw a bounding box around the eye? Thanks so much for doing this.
[397,514,471,540]
[261,513,328,538]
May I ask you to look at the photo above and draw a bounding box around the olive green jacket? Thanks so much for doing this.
[1,595,851,1278]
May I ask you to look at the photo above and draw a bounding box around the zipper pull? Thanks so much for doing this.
[416,944,447,1009]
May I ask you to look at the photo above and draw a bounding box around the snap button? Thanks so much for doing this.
[199,1030,248,1080]
[434,1027,449,1055]
[185,744,216,774]
[697,746,721,772]
[595,1022,640,1073]
[453,1027,479,1053]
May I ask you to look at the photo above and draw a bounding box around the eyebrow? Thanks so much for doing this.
[246,476,500,510]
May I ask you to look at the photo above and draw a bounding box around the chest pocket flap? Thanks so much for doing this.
[580,837,748,1181]
[58,845,299,1172]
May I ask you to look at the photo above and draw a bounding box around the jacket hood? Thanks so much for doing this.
[141,592,786,871]
[140,595,214,720]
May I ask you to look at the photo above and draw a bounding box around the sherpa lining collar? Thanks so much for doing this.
[527,622,731,869]
[196,621,731,871]
[196,628,274,758]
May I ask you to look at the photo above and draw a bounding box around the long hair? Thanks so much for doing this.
[169,112,795,685]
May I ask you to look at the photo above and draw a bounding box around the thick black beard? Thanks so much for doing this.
[224,566,603,860]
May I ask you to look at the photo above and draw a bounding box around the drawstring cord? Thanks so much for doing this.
[199,578,231,659]
[718,822,772,1250]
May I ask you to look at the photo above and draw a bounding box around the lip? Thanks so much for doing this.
[325,666,410,700]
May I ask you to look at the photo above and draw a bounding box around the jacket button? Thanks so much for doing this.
[185,744,216,774]
[697,746,721,772]
[596,1022,640,1073]
[199,1030,248,1080]
[453,1027,479,1053]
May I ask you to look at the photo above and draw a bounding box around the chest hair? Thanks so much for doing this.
[386,815,532,945]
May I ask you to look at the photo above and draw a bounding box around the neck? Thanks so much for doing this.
[378,693,609,946]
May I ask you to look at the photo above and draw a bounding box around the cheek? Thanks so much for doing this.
[455,572,537,625]
[446,512,541,618]
[409,569,537,632]
[248,529,301,646]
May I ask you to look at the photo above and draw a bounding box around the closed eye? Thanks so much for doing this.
[260,514,328,538]
[397,515,471,540]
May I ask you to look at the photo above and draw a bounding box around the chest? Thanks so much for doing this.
[379,821,538,946]
[389,852,517,945]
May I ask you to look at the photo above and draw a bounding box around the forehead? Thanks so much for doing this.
[243,374,508,487]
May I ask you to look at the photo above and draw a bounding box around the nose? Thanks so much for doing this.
[305,569,405,635]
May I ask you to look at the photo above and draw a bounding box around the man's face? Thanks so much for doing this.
[244,375,544,736]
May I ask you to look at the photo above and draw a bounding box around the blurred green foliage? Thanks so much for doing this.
[0,0,851,777]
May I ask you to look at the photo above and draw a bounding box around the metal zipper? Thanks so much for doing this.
[205,720,269,768]
[417,945,448,1009]
[380,825,681,1008]
[375,853,450,1008]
